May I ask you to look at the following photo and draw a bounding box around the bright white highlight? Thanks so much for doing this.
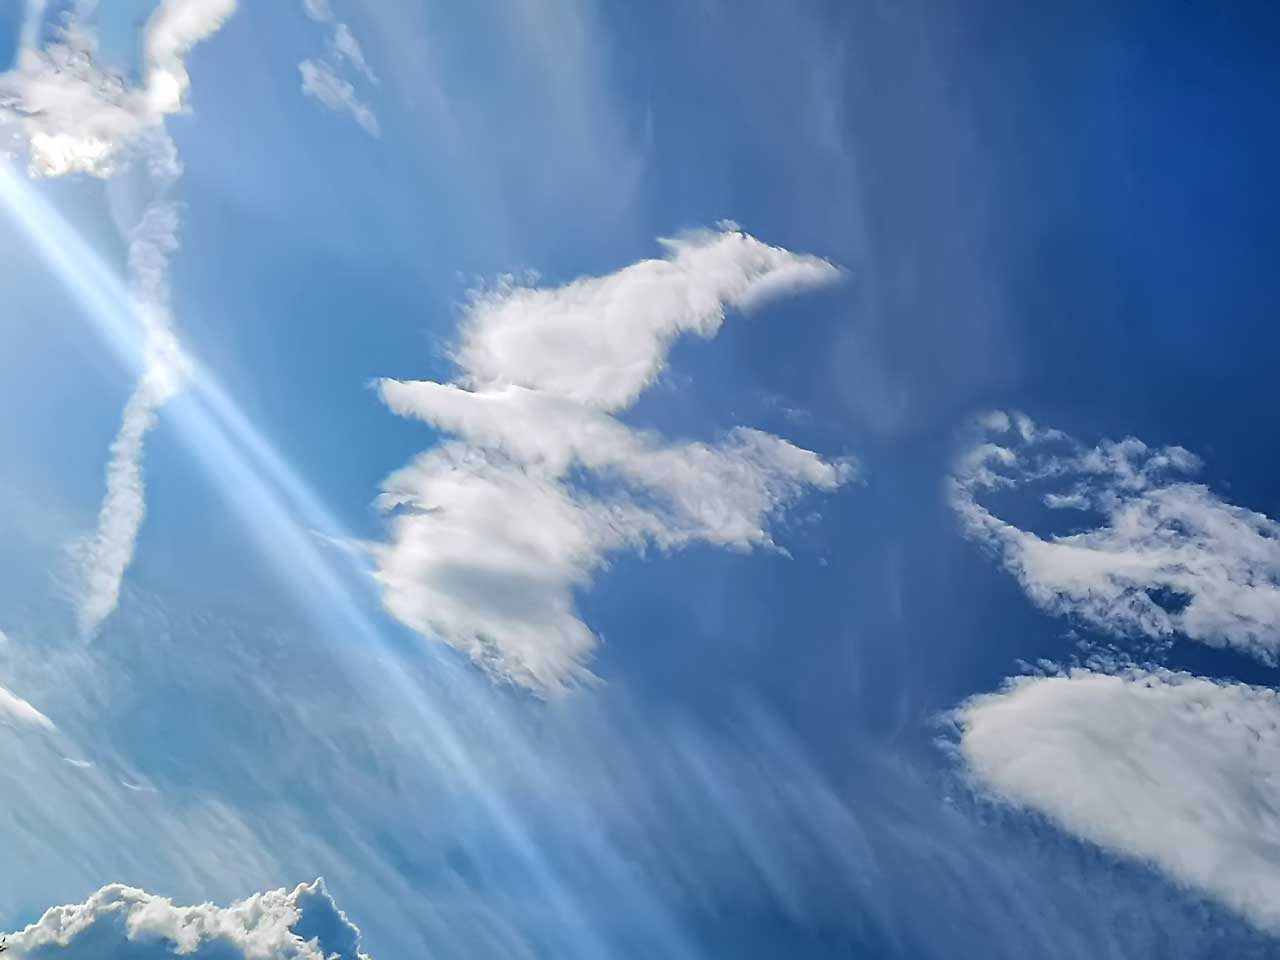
[144,0,239,117]
[374,227,849,693]
[949,411,1280,662]
[956,668,1280,933]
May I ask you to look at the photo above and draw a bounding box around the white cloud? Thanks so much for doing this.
[78,203,187,636]
[0,1,236,178]
[372,227,849,694]
[949,412,1280,662]
[299,59,379,137]
[452,227,839,411]
[298,2,379,135]
[6,877,369,959]
[0,681,55,730]
[955,667,1280,933]
[143,0,239,117]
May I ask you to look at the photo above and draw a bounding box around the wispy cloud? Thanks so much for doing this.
[6,877,369,959]
[77,203,186,636]
[372,226,850,694]
[331,23,378,87]
[949,411,1280,662]
[0,3,235,636]
[955,667,1280,934]
[299,59,379,137]
[299,1,379,136]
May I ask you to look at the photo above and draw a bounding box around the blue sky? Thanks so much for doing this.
[1,1,1279,957]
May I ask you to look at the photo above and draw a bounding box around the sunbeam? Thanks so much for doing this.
[0,159,700,960]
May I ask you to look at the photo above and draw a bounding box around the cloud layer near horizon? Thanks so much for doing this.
[955,668,1280,933]
[373,227,850,693]
[6,878,368,959]
[949,411,1280,662]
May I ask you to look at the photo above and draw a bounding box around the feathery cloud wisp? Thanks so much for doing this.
[373,227,850,694]
[299,59,379,137]
[949,411,1280,661]
[298,2,379,136]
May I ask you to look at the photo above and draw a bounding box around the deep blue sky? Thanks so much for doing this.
[2,1,1280,957]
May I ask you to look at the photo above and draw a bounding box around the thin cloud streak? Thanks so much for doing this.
[6,877,369,959]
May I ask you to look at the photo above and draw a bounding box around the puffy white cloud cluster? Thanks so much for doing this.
[299,0,379,136]
[0,0,236,178]
[949,411,1280,662]
[955,668,1280,933]
[6,878,368,959]
[373,227,849,693]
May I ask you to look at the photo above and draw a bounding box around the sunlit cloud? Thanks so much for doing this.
[949,412,1280,935]
[955,667,1280,934]
[373,227,850,693]
[6,877,368,959]
[949,411,1280,661]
